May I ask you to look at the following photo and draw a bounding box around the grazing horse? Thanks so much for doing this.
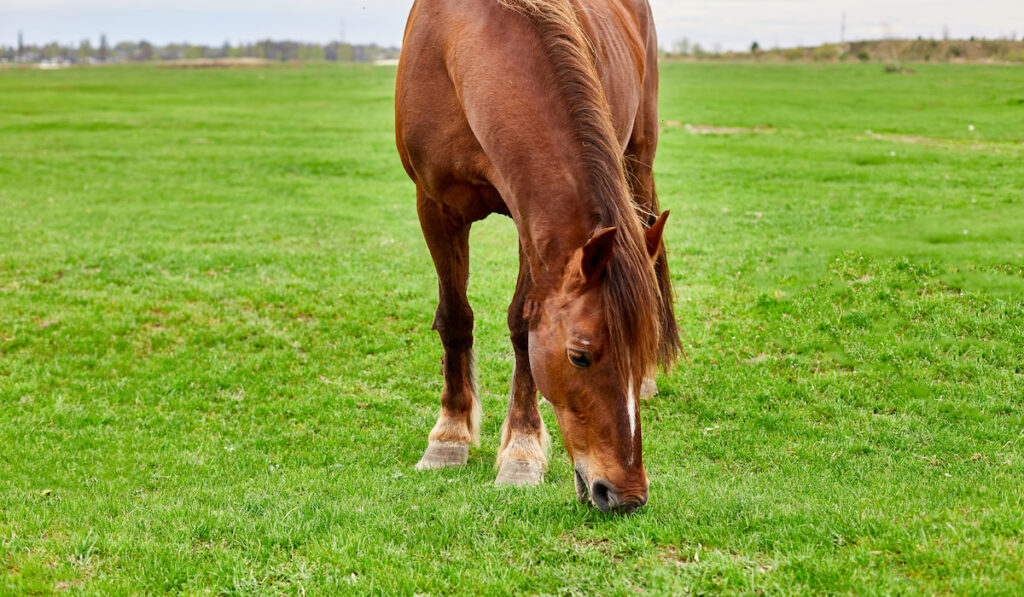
[395,0,680,513]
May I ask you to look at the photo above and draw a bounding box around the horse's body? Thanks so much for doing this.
[396,0,679,512]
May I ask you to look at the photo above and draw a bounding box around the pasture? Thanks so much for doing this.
[1,61,1023,594]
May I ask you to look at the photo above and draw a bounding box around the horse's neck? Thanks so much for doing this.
[510,176,604,295]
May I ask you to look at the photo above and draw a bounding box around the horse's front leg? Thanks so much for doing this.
[414,188,481,469]
[495,246,549,485]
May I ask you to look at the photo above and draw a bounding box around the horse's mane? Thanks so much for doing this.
[498,0,669,388]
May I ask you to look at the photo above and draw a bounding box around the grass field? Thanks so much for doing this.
[1,61,1023,595]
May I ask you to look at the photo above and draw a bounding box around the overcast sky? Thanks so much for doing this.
[3,0,1022,51]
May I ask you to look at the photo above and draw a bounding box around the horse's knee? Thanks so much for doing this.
[433,302,474,352]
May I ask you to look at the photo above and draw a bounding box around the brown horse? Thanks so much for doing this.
[395,0,680,513]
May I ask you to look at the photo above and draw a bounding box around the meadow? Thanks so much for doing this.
[1,61,1022,594]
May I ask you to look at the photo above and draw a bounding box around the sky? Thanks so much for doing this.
[2,0,1022,51]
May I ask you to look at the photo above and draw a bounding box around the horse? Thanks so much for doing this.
[395,0,680,513]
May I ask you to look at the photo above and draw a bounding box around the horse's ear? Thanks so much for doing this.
[580,227,617,284]
[644,210,669,263]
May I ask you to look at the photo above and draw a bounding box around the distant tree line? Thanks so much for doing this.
[660,36,1024,64]
[1,35,400,64]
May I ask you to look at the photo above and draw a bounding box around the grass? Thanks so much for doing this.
[1,61,1022,595]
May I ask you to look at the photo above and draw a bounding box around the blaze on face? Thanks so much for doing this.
[528,213,668,514]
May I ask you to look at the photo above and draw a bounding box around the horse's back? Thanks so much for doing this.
[396,0,656,208]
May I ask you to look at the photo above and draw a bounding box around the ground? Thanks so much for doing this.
[1,62,1022,595]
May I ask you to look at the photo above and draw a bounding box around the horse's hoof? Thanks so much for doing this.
[495,458,545,486]
[640,376,658,399]
[415,440,469,469]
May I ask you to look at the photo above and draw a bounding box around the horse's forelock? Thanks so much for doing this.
[603,226,661,392]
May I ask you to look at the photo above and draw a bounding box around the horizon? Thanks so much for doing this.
[2,0,1022,52]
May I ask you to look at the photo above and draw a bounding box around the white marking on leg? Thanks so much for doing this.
[496,365,516,468]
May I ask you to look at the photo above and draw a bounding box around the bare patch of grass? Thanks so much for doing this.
[158,57,276,69]
[663,121,775,135]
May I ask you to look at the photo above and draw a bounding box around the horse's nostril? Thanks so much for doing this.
[591,479,617,513]
[590,480,647,515]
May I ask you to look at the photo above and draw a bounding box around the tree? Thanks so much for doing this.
[336,43,354,62]
[99,34,108,62]
[42,42,61,60]
[78,39,93,62]
[751,41,760,53]
[672,37,691,56]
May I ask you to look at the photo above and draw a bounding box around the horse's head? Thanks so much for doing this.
[528,212,669,514]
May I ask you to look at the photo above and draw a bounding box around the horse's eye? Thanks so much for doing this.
[568,349,592,368]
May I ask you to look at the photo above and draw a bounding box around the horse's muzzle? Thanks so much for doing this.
[577,465,648,514]
[591,478,648,514]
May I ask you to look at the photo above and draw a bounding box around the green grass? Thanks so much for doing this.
[1,61,1022,595]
